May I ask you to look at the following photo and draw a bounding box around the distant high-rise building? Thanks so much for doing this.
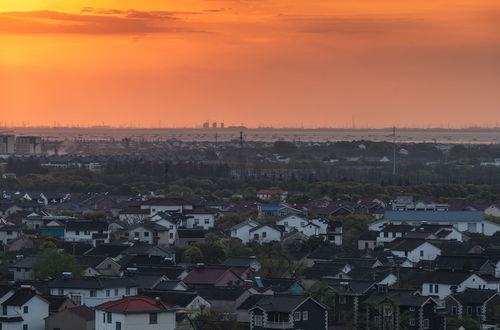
[212,122,217,129]
[220,122,224,129]
[0,135,15,154]
[203,122,209,129]
[15,136,42,154]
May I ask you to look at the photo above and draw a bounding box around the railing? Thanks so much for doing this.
[264,321,294,329]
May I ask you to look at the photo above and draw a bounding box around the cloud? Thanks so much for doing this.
[279,14,427,35]
[0,8,204,34]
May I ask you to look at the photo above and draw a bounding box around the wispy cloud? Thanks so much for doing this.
[0,8,205,34]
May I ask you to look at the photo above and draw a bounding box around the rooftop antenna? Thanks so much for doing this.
[392,125,397,176]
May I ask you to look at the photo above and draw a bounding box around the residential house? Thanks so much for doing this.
[376,224,414,245]
[358,231,378,250]
[257,204,305,218]
[445,289,500,325]
[8,256,35,280]
[118,207,150,224]
[183,265,245,288]
[175,229,206,247]
[249,295,328,330]
[126,222,169,247]
[370,211,500,236]
[420,271,493,299]
[249,225,282,244]
[0,224,21,245]
[140,198,193,216]
[184,208,216,230]
[362,286,443,330]
[0,289,50,330]
[385,239,442,263]
[95,296,177,330]
[48,276,139,307]
[44,305,95,330]
[64,221,109,246]
[230,220,260,244]
[256,190,288,201]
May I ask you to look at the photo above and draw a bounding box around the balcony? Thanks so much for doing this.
[264,321,294,329]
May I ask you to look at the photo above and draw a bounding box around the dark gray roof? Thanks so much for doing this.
[176,228,206,239]
[221,256,257,268]
[143,290,200,308]
[196,287,246,301]
[252,295,321,313]
[84,244,129,257]
[385,238,438,252]
[3,292,37,306]
[237,294,266,310]
[363,288,432,307]
[66,221,108,232]
[48,277,138,289]
[327,280,375,295]
[451,289,498,305]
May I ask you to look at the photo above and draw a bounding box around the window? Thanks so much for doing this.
[125,287,130,295]
[144,232,149,237]
[205,219,210,224]
[90,290,96,297]
[294,311,301,321]
[409,319,415,326]
[429,284,433,293]
[107,312,112,323]
[452,306,458,316]
[114,289,119,296]
[103,312,106,323]
[23,306,28,313]
[262,232,267,238]
[149,312,158,324]
[71,294,82,305]
[169,233,173,239]
[23,325,28,330]
[134,232,139,237]
[1,306,5,316]
[6,231,12,235]
[106,290,110,297]
[115,322,121,330]
[423,319,429,329]
[58,288,64,295]
[477,306,482,314]
[409,307,415,311]
[420,250,424,257]
[467,306,472,315]
[255,315,263,326]
[195,219,199,224]
[302,311,309,320]
[434,285,439,293]
[75,230,80,235]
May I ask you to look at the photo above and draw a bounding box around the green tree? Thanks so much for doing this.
[330,213,376,246]
[447,317,481,330]
[183,246,204,263]
[33,243,83,280]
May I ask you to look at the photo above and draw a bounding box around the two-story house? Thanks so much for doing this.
[0,289,49,330]
[48,276,139,307]
[95,296,177,330]
[64,221,109,246]
[249,295,328,330]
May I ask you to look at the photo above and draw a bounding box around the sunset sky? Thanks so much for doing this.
[1,0,499,128]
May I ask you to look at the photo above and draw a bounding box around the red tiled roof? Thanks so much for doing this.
[96,296,172,313]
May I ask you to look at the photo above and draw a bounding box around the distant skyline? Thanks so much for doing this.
[1,0,499,128]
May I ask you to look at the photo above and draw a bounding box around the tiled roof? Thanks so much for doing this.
[96,296,173,313]
[69,305,95,321]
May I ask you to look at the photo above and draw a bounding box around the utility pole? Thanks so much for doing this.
[392,126,397,176]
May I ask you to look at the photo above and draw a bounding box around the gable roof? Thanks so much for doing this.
[385,238,439,252]
[48,277,138,289]
[183,265,243,286]
[96,296,173,313]
[251,295,325,313]
[450,289,498,305]
[143,290,203,307]
[3,292,39,306]
[68,305,95,321]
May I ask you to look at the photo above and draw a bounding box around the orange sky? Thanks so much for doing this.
[1,0,499,128]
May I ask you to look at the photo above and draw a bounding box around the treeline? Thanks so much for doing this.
[103,159,230,178]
